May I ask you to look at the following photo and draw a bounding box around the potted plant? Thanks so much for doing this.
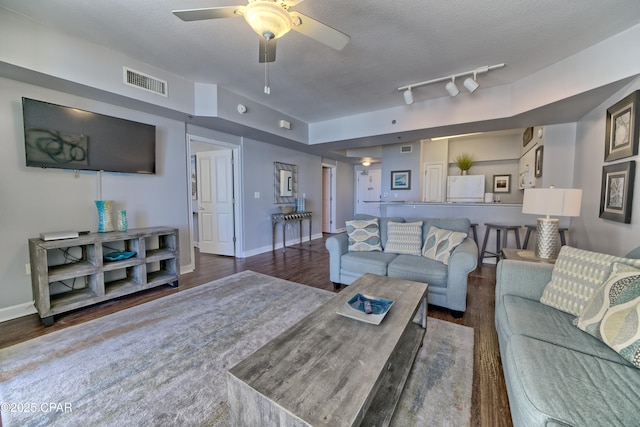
[454,153,473,175]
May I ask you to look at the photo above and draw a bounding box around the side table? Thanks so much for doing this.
[501,248,556,264]
[272,211,312,252]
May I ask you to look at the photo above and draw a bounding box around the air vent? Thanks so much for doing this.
[400,145,413,153]
[123,67,168,97]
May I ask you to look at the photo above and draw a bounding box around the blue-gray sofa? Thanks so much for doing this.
[325,215,478,317]
[496,249,640,426]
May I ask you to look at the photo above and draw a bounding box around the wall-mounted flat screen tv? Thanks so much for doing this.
[22,97,156,174]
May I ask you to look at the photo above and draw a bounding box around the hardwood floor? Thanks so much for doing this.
[0,235,512,427]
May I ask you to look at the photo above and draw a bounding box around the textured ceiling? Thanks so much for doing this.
[2,0,639,126]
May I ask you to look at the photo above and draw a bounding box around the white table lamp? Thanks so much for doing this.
[522,187,582,259]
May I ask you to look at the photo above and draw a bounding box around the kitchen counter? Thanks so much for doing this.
[378,201,522,207]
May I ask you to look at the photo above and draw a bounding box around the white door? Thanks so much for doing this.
[322,167,332,232]
[356,170,381,216]
[197,150,235,256]
[424,163,445,202]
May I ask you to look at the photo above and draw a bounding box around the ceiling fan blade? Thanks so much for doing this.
[259,38,277,63]
[289,11,350,51]
[283,0,305,7]
[172,6,242,22]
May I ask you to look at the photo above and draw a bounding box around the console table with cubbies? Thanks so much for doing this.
[29,226,179,326]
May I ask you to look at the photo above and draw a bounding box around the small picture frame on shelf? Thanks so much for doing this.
[599,161,635,223]
[493,174,511,193]
[604,90,640,162]
[391,170,411,190]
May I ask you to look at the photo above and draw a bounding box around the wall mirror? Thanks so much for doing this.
[274,161,297,204]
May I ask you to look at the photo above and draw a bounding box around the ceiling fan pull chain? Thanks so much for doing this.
[264,36,271,94]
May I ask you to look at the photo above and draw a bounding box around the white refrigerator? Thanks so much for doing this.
[447,175,486,203]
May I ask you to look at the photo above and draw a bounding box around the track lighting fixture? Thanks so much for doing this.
[403,87,414,105]
[463,72,480,93]
[397,63,505,104]
[445,77,459,97]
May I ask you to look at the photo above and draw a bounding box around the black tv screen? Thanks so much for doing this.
[22,98,156,174]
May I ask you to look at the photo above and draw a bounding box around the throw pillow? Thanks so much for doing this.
[540,246,640,316]
[422,225,467,265]
[384,221,423,256]
[346,218,382,252]
[576,263,640,339]
[598,280,640,368]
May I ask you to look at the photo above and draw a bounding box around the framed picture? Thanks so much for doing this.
[534,145,544,178]
[522,127,534,147]
[493,174,511,193]
[191,155,197,200]
[274,161,297,204]
[600,161,635,223]
[604,90,640,162]
[391,170,411,190]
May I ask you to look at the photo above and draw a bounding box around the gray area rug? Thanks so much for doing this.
[0,271,473,426]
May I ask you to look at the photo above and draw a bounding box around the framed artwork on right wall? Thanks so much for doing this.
[599,161,635,223]
[604,90,640,162]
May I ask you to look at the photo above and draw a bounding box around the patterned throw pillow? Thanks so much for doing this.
[384,221,423,256]
[576,263,640,339]
[422,226,467,265]
[346,218,382,252]
[597,272,640,368]
[540,246,640,316]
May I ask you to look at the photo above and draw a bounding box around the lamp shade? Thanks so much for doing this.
[244,1,292,39]
[522,188,583,217]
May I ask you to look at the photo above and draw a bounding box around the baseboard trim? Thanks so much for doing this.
[241,234,324,258]
[0,301,37,323]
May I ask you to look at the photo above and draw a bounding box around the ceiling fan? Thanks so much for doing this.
[172,0,350,64]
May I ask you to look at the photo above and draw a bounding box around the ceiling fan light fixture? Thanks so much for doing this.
[445,77,459,97]
[403,88,414,105]
[244,0,293,39]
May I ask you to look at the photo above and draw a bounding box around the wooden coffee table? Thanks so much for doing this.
[227,273,428,427]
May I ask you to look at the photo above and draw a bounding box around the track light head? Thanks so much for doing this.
[445,78,459,97]
[463,72,479,93]
[403,87,414,105]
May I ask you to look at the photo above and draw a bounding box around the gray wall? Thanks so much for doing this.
[241,138,323,256]
[381,141,422,202]
[571,77,640,255]
[0,77,190,312]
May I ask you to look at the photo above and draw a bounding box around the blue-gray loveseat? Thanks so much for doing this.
[496,246,640,426]
[325,215,478,317]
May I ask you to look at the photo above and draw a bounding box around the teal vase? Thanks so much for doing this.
[95,200,114,232]
[117,210,128,232]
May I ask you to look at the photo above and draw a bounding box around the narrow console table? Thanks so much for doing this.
[29,227,179,326]
[271,211,312,252]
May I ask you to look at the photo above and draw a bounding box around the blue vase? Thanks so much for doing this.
[95,200,114,232]
[117,210,128,232]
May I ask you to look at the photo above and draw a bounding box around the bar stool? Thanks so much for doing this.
[523,225,568,250]
[480,223,522,264]
[469,223,479,247]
